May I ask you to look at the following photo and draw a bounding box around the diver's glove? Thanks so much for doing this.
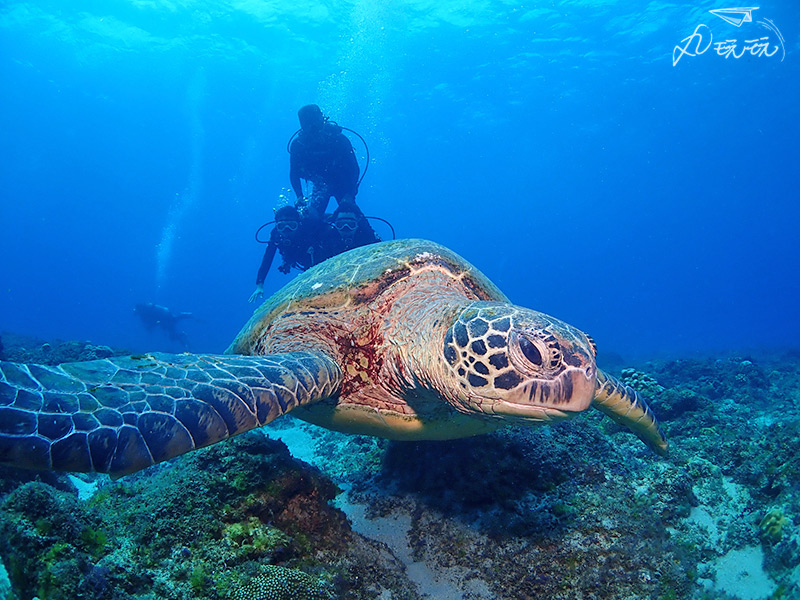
[248,285,264,303]
[278,263,292,274]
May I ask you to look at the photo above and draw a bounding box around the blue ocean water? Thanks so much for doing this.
[1,1,798,360]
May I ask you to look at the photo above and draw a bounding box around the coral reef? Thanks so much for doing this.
[227,565,334,600]
[619,367,665,398]
[620,353,800,597]
[357,424,699,599]
[0,427,416,599]
[0,332,123,366]
[0,481,109,600]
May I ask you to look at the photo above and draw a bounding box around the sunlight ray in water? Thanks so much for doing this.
[156,68,206,289]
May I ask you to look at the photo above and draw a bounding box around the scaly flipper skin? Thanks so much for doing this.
[0,352,341,477]
[591,370,668,455]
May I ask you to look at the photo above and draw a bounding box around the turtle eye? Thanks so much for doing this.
[518,335,542,366]
[509,330,562,375]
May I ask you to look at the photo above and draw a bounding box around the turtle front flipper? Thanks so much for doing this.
[0,351,341,477]
[591,370,668,456]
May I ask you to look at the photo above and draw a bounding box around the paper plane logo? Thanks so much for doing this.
[709,7,759,27]
[673,5,784,65]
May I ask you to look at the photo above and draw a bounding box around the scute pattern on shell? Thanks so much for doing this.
[227,239,507,356]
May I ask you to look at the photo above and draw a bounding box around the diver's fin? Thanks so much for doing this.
[591,370,668,456]
[0,352,341,477]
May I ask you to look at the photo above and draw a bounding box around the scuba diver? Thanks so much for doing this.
[249,203,396,304]
[329,200,381,254]
[289,104,362,217]
[133,303,193,347]
[247,108,391,303]
[248,205,339,303]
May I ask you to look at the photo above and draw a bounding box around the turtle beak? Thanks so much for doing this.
[491,363,596,421]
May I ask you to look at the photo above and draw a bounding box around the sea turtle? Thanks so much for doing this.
[0,239,667,477]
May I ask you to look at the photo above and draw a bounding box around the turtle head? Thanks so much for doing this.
[441,302,597,423]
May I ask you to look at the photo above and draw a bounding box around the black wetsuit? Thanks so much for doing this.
[134,303,192,346]
[255,220,340,284]
[290,123,360,215]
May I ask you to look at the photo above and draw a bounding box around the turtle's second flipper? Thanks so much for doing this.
[0,352,341,477]
[591,370,668,456]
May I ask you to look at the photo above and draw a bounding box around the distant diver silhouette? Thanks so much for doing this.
[134,303,193,347]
